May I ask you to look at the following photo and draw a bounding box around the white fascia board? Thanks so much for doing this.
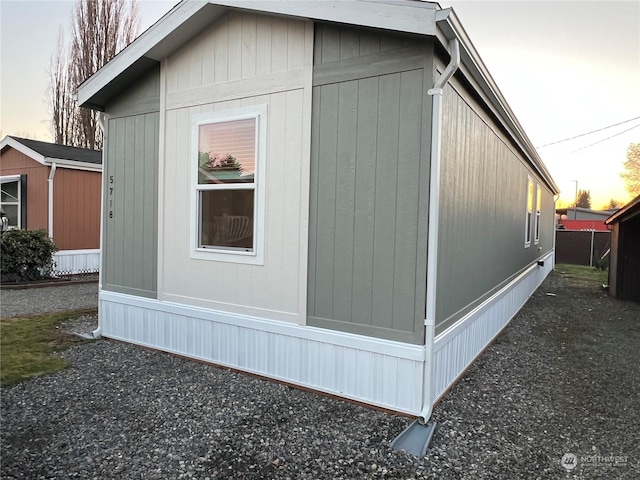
[0,136,46,165]
[76,0,211,108]
[213,0,438,35]
[44,158,103,173]
[435,10,560,194]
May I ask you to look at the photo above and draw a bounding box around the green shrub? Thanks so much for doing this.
[0,229,58,282]
[593,250,609,271]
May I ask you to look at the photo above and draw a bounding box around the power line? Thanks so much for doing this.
[555,123,640,158]
[536,116,640,148]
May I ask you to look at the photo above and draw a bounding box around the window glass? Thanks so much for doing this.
[192,106,265,262]
[1,180,21,228]
[3,205,18,226]
[525,177,534,246]
[198,118,256,185]
[535,184,542,243]
[199,190,254,250]
[1,181,19,202]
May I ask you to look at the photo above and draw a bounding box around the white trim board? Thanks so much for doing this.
[98,253,552,415]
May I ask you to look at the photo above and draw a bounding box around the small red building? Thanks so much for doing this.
[557,219,608,232]
[0,136,102,274]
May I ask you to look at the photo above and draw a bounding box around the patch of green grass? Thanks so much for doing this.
[555,263,608,288]
[0,308,96,387]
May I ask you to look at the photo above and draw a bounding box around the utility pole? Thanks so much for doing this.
[572,180,578,220]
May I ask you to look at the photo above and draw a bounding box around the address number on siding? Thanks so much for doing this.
[108,175,114,219]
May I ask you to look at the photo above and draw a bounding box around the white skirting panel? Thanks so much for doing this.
[432,253,553,402]
[99,291,426,415]
[54,249,100,275]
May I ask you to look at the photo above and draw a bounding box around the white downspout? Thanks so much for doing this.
[419,37,460,424]
[553,194,559,270]
[48,163,57,240]
[92,112,107,339]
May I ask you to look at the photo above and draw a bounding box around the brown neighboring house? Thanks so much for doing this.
[605,195,640,302]
[0,135,102,273]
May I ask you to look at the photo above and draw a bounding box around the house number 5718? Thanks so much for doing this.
[108,175,114,219]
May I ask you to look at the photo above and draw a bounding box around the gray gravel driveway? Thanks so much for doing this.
[1,270,639,479]
[0,281,98,318]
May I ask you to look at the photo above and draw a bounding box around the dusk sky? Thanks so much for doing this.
[1,0,639,208]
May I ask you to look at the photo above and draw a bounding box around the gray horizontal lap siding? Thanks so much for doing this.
[307,24,433,345]
[436,77,555,335]
[102,66,160,298]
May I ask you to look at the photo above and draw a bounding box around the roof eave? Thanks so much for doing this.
[434,10,559,194]
[0,136,47,165]
[77,0,439,110]
[77,0,217,109]
[76,0,559,195]
[43,158,103,172]
[1,136,102,171]
[605,195,640,224]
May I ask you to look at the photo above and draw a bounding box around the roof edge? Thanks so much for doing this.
[0,136,47,165]
[77,0,440,109]
[1,136,102,171]
[605,195,640,224]
[434,9,559,194]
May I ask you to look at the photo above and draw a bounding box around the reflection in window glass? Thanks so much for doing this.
[1,180,21,228]
[535,184,541,244]
[198,118,256,185]
[199,190,254,250]
[525,177,534,246]
[195,113,259,254]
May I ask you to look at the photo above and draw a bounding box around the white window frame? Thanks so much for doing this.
[534,183,541,245]
[1,175,23,230]
[524,176,534,248]
[190,105,267,265]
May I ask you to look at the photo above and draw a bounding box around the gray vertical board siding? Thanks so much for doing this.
[314,82,339,320]
[333,81,358,321]
[435,79,555,334]
[313,22,421,65]
[371,72,401,328]
[102,67,160,298]
[308,24,432,344]
[351,76,378,326]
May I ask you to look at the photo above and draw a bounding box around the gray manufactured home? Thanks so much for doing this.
[77,0,559,420]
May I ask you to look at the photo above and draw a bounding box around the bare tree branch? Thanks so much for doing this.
[47,0,139,150]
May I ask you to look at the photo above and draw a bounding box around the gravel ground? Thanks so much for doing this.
[1,270,639,479]
[0,280,98,319]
